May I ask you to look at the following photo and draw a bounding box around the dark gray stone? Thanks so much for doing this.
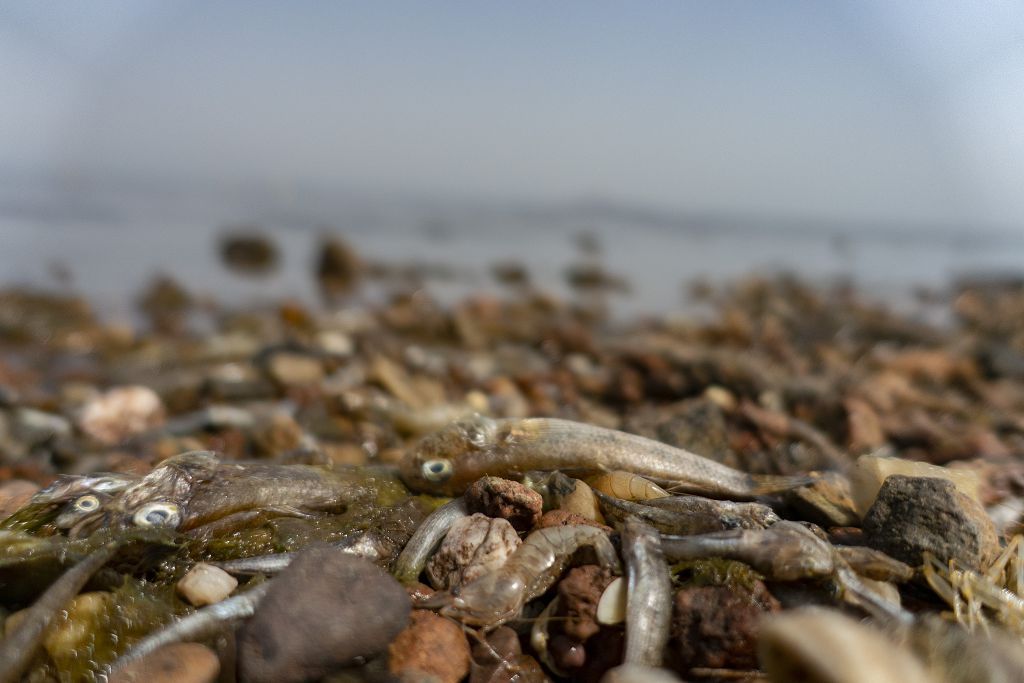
[238,546,411,683]
[863,475,998,571]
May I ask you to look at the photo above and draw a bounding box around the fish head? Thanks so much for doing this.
[399,413,499,496]
[111,450,219,531]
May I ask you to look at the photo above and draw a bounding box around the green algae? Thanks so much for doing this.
[37,577,188,683]
[670,558,765,592]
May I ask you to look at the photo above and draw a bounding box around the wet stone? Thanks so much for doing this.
[176,562,238,607]
[109,642,220,683]
[388,610,471,683]
[668,579,780,673]
[238,547,410,683]
[425,513,521,591]
[468,626,524,683]
[557,564,617,641]
[464,475,543,531]
[863,474,1000,571]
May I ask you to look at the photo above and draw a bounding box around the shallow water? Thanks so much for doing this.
[3,182,1023,323]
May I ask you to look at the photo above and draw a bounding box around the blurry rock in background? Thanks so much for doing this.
[218,229,280,277]
[315,234,363,303]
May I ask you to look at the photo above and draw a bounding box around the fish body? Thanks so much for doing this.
[401,415,808,498]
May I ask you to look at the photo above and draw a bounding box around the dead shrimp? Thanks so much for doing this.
[922,533,1024,638]
[421,523,621,628]
[586,471,670,501]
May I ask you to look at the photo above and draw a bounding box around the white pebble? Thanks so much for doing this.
[78,385,165,445]
[597,576,627,625]
[177,562,238,607]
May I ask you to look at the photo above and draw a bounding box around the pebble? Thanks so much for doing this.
[265,352,325,387]
[237,547,410,683]
[0,479,39,518]
[14,407,72,445]
[464,476,543,531]
[669,579,780,673]
[850,454,980,518]
[315,330,354,358]
[557,565,617,640]
[785,472,859,528]
[863,474,999,571]
[469,626,546,683]
[425,513,521,591]
[109,642,220,683]
[316,236,363,295]
[557,478,605,523]
[596,577,627,626]
[388,610,471,683]
[77,386,165,445]
[219,232,279,275]
[176,562,238,607]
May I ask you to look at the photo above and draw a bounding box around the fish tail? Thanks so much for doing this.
[749,473,814,495]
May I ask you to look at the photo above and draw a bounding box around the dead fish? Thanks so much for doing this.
[79,451,388,536]
[400,415,810,498]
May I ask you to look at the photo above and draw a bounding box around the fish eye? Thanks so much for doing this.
[132,502,182,528]
[73,495,101,512]
[421,459,453,482]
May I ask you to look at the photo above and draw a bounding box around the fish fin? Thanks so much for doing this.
[750,473,815,495]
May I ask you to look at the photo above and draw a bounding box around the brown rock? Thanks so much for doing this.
[669,581,780,672]
[389,610,471,683]
[0,480,39,518]
[219,231,279,275]
[109,642,219,683]
[536,509,612,532]
[844,397,886,453]
[316,235,363,297]
[238,547,410,683]
[863,474,1000,571]
[251,412,304,457]
[557,565,617,641]
[464,476,543,531]
[468,624,547,683]
[785,472,859,528]
[579,627,626,683]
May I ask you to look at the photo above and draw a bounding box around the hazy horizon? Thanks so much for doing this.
[3,1,1024,233]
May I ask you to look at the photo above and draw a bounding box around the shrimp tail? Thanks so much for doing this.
[749,473,815,495]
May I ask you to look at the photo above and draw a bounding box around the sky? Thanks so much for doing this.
[1,1,1022,231]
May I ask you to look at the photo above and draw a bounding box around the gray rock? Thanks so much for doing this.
[238,547,411,683]
[863,475,999,571]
